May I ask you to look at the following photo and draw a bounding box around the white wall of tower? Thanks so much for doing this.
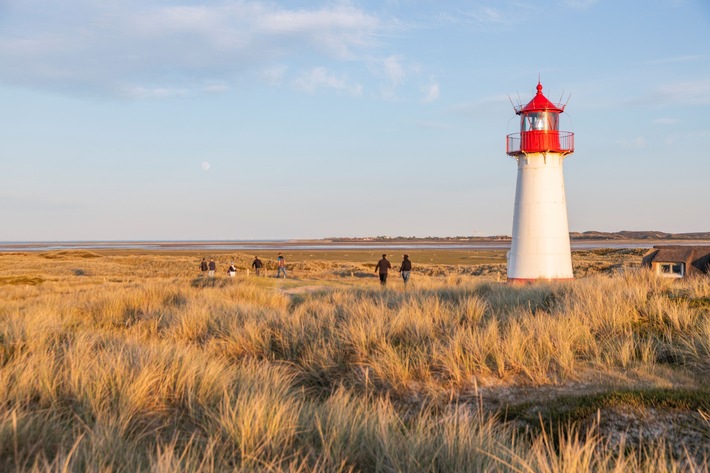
[507,152,573,280]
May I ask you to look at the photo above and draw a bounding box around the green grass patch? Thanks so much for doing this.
[504,388,710,429]
[664,291,710,309]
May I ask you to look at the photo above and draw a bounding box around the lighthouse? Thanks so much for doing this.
[506,82,575,282]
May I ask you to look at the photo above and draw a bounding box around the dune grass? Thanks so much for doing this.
[0,250,708,471]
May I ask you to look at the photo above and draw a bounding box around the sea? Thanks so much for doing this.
[0,240,692,252]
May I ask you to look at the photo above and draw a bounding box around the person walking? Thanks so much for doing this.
[276,253,287,278]
[200,258,208,275]
[252,256,263,276]
[208,258,216,278]
[399,254,412,287]
[374,254,391,286]
[227,262,237,277]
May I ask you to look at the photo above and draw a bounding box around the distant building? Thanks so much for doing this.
[642,246,710,278]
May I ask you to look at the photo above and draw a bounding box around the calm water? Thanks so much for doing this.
[0,240,675,252]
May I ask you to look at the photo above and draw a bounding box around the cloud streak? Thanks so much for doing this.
[562,0,599,9]
[655,79,710,105]
[640,54,709,66]
[292,67,362,96]
[652,117,679,125]
[0,1,388,98]
[421,82,440,103]
[436,4,533,30]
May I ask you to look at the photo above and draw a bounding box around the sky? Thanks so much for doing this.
[1,0,709,241]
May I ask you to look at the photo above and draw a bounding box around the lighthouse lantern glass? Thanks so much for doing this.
[521,112,559,132]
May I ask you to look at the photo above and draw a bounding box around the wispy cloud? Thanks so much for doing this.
[464,7,506,24]
[0,1,389,98]
[382,56,406,86]
[562,0,599,9]
[203,82,230,94]
[254,4,382,58]
[446,94,510,115]
[421,82,440,103]
[370,55,421,101]
[260,65,289,86]
[621,79,710,108]
[662,130,710,147]
[292,67,362,96]
[120,86,189,99]
[436,4,531,29]
[438,7,510,26]
[618,136,647,149]
[655,79,710,105]
[640,54,709,65]
[652,117,679,125]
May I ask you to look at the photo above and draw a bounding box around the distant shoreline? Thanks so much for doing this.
[2,239,710,253]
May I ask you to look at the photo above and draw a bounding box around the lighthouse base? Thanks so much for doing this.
[507,277,574,284]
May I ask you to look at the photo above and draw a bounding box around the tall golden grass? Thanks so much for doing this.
[0,251,708,471]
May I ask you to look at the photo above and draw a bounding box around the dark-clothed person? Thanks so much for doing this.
[208,259,216,278]
[200,258,208,273]
[400,254,412,286]
[252,257,263,276]
[374,254,392,285]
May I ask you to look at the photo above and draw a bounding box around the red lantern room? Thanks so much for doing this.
[506,82,574,156]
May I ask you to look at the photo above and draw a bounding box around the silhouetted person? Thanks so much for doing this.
[208,259,216,277]
[375,254,391,286]
[399,254,412,287]
[276,253,287,278]
[252,256,263,276]
[200,258,208,274]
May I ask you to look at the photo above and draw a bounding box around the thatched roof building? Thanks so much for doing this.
[642,246,710,278]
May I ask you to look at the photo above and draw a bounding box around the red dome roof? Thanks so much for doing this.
[518,82,564,114]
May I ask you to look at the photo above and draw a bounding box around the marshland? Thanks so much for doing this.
[0,247,708,472]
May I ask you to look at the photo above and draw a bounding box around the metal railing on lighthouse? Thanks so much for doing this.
[506,131,574,156]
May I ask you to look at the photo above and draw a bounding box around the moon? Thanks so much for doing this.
[201,161,211,171]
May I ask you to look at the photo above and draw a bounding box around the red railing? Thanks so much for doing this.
[506,131,574,156]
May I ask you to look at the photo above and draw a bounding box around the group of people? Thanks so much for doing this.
[199,253,286,278]
[200,253,413,286]
[200,257,244,278]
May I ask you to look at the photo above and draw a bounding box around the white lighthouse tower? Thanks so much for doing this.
[506,82,575,282]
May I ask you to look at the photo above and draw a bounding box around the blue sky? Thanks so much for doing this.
[1,0,709,241]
